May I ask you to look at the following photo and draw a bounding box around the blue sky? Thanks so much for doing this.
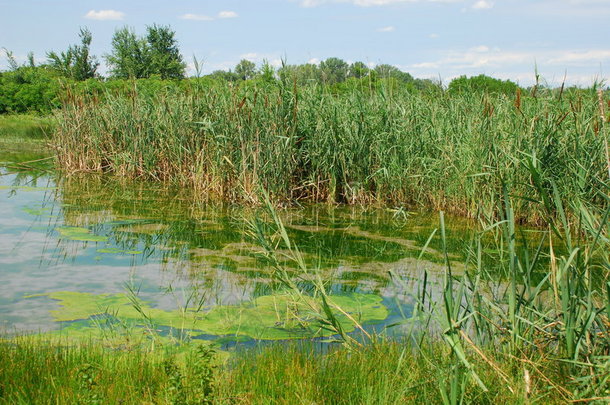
[1,0,609,86]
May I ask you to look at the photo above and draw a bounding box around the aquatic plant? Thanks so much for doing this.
[53,81,609,224]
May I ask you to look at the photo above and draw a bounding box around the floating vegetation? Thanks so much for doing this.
[22,206,52,216]
[96,247,143,255]
[116,223,169,235]
[33,290,388,341]
[55,226,108,242]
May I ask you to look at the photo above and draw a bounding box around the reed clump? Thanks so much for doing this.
[54,81,608,224]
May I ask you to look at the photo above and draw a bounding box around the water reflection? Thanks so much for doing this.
[0,141,547,345]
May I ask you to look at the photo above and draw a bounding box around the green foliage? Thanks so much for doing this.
[105,27,149,79]
[234,59,256,81]
[145,24,186,80]
[259,60,277,83]
[47,27,99,81]
[0,65,61,113]
[349,61,369,79]
[105,25,185,79]
[278,63,321,85]
[320,57,349,84]
[448,74,519,95]
[373,63,414,83]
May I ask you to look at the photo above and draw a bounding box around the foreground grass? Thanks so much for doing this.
[0,337,216,404]
[0,337,569,404]
[219,341,568,404]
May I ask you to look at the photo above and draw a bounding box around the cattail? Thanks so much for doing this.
[515,88,521,110]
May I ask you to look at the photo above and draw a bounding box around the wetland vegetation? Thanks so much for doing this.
[1,25,609,404]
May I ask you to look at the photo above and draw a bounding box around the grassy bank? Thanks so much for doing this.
[53,82,609,223]
[0,114,54,139]
[0,338,570,404]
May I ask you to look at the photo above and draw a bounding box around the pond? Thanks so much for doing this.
[0,139,515,348]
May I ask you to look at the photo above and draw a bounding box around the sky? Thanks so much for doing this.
[1,0,609,86]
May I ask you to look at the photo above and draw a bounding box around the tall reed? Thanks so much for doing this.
[53,82,609,224]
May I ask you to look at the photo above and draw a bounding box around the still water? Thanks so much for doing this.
[0,141,476,346]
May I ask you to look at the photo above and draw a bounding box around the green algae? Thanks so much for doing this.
[97,247,143,255]
[22,206,51,216]
[35,290,388,341]
[56,226,108,242]
[0,185,56,192]
[117,223,169,235]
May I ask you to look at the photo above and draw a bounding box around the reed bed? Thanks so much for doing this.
[53,81,609,223]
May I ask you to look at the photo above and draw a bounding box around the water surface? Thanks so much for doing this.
[0,140,510,346]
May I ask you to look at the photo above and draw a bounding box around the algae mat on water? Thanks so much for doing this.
[55,226,108,242]
[35,291,388,341]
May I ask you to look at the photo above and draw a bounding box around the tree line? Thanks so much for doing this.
[1,24,534,114]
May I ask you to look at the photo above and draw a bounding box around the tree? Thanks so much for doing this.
[320,57,348,84]
[105,27,148,79]
[0,50,61,113]
[448,74,518,95]
[374,64,414,83]
[145,24,186,79]
[47,28,99,81]
[105,25,185,79]
[207,70,239,82]
[259,60,276,83]
[234,59,256,81]
[349,61,369,79]
[278,63,321,85]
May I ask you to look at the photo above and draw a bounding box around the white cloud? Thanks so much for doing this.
[546,50,610,64]
[181,11,238,21]
[218,11,239,18]
[429,33,440,38]
[308,58,321,65]
[407,46,610,80]
[301,0,460,7]
[84,10,125,21]
[180,13,214,21]
[471,0,493,9]
[471,45,490,52]
[411,61,441,69]
[240,52,259,60]
[377,25,395,32]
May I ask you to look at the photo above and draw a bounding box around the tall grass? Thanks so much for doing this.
[240,177,609,403]
[0,336,217,404]
[53,81,609,223]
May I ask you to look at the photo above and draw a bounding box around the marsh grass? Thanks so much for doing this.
[252,188,609,403]
[54,82,609,223]
[0,114,54,139]
[0,335,221,405]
